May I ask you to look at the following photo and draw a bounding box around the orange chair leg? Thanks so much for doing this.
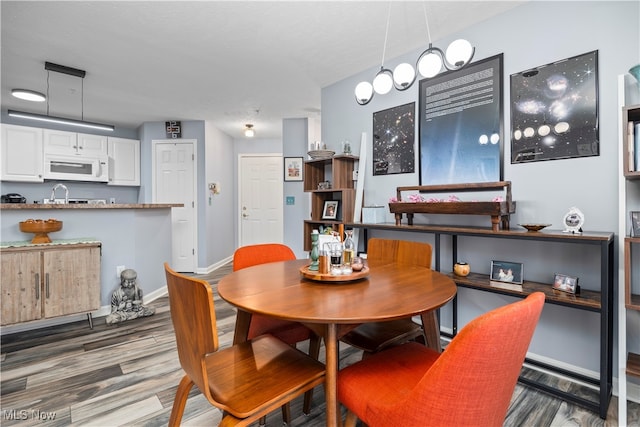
[169,375,194,427]
[303,333,322,414]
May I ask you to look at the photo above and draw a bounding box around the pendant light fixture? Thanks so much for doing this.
[8,61,114,131]
[355,2,475,105]
[244,124,255,137]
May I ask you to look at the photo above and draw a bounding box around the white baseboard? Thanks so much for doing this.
[195,255,233,275]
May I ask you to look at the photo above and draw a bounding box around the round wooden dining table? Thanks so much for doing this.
[217,258,457,427]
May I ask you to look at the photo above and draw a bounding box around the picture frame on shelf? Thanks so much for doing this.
[553,273,579,294]
[284,157,303,181]
[631,211,640,237]
[322,201,339,220]
[490,260,523,291]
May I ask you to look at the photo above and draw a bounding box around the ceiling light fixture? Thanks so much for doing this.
[355,3,475,105]
[8,61,114,131]
[244,124,255,137]
[11,89,46,102]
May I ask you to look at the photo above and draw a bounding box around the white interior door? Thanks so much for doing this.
[239,155,284,246]
[153,140,197,272]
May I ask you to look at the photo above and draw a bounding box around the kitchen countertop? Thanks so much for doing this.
[0,203,183,210]
[0,238,101,249]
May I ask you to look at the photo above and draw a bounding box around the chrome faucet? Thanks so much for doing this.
[50,183,69,204]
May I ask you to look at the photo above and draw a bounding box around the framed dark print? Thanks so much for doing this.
[373,102,415,175]
[490,260,523,284]
[631,211,640,237]
[510,50,599,163]
[553,273,579,294]
[284,157,303,181]
[419,54,503,185]
[322,201,339,220]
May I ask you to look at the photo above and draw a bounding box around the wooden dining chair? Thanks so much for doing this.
[164,263,325,427]
[337,292,545,427]
[339,238,432,356]
[233,243,322,417]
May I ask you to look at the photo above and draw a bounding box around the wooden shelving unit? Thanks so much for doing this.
[303,155,358,250]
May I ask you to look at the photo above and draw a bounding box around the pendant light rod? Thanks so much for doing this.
[380,2,391,68]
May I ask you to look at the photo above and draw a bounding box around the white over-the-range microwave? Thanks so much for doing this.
[44,153,109,182]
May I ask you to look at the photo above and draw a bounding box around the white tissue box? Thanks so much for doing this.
[362,206,385,224]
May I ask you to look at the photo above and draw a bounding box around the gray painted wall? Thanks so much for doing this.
[319,1,639,378]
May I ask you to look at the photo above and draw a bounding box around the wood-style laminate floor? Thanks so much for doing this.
[1,263,639,426]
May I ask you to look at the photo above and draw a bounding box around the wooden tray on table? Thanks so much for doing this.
[300,265,369,283]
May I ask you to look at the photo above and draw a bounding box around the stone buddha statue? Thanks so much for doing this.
[106,269,155,325]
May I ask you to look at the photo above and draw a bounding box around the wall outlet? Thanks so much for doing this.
[116,265,126,279]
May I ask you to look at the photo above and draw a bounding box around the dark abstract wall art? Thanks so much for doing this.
[372,102,415,176]
[418,54,503,185]
[510,50,599,163]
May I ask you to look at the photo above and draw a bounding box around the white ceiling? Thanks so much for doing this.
[1,1,525,139]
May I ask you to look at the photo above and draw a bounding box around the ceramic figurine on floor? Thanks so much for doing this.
[106,269,155,325]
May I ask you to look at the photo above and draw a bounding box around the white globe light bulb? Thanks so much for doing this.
[373,69,393,95]
[355,81,373,104]
[417,52,443,78]
[393,63,415,89]
[446,39,474,68]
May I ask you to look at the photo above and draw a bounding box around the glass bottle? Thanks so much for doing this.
[343,229,355,266]
[309,230,319,271]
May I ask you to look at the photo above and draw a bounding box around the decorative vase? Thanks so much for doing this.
[630,64,640,83]
[454,262,470,277]
[309,231,319,271]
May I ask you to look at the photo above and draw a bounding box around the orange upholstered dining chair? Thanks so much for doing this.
[163,263,325,427]
[340,238,432,356]
[233,243,322,417]
[337,292,545,427]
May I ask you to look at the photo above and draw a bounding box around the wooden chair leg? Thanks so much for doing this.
[281,403,291,424]
[303,333,322,414]
[169,375,194,427]
[344,409,359,427]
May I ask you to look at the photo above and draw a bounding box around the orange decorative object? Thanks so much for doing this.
[19,219,63,243]
[454,262,471,276]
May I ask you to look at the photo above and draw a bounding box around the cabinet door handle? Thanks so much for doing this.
[45,273,50,298]
[35,273,40,299]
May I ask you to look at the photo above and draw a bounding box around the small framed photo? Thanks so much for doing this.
[490,260,523,284]
[631,211,640,237]
[322,201,339,220]
[284,157,303,181]
[553,273,579,294]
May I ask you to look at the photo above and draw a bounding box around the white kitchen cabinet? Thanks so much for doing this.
[44,129,107,156]
[0,243,101,326]
[1,124,44,182]
[108,137,140,186]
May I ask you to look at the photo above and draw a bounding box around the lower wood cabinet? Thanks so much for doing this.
[0,243,101,326]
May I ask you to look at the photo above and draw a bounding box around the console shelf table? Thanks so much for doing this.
[346,222,614,419]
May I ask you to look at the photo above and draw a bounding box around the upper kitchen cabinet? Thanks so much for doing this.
[43,129,108,156]
[1,124,44,182]
[108,137,140,186]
